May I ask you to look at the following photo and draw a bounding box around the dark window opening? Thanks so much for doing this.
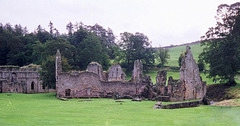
[0,81,2,93]
[31,81,34,90]
[65,89,71,96]
[11,73,17,82]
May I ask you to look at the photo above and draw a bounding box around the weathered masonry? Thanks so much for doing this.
[56,49,147,98]
[151,46,207,101]
[55,46,207,101]
[0,65,47,93]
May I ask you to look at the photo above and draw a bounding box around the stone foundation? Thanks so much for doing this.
[154,100,202,109]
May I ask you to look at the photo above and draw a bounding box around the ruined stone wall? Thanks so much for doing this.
[56,71,102,98]
[180,46,206,100]
[56,71,146,98]
[107,64,126,81]
[152,46,206,101]
[86,62,106,81]
[167,77,185,102]
[0,66,46,93]
[156,70,167,96]
[101,81,146,97]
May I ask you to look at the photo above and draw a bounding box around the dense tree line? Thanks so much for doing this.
[0,22,167,88]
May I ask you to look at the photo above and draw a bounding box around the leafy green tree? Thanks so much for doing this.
[41,38,76,66]
[75,33,110,70]
[0,23,31,66]
[178,52,185,67]
[197,61,205,72]
[155,47,169,67]
[40,55,71,89]
[119,32,155,71]
[200,2,240,84]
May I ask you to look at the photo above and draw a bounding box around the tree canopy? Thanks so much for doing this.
[119,32,155,71]
[200,2,240,84]
[155,47,169,67]
[0,21,159,88]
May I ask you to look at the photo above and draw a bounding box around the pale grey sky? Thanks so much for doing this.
[0,0,238,47]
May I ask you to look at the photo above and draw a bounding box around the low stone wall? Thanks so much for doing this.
[154,100,202,109]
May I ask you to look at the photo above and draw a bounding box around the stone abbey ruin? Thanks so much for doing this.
[56,46,207,101]
[0,46,206,102]
[0,64,48,93]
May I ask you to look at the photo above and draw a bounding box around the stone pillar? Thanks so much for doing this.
[131,60,143,83]
[56,49,62,94]
[56,49,62,79]
[156,70,167,95]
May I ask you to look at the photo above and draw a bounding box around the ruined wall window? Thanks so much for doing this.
[11,73,17,82]
[31,81,35,90]
[0,81,2,93]
[65,89,71,96]
[87,88,91,96]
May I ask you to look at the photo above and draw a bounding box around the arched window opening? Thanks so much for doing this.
[65,89,71,96]
[31,81,35,90]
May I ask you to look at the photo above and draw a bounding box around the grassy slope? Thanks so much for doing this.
[0,93,240,126]
[146,43,240,85]
[166,44,204,67]
[145,43,216,84]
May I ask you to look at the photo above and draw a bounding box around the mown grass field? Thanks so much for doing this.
[0,93,240,126]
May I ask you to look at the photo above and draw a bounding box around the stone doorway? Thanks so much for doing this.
[0,81,2,93]
[31,81,35,90]
[65,89,71,96]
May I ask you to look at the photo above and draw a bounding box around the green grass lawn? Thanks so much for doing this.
[0,93,239,126]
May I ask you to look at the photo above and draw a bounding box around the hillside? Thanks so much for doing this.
[146,42,210,84]
[166,42,204,67]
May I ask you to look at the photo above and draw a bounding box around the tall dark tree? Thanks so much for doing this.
[41,38,76,65]
[0,23,30,66]
[40,55,71,89]
[36,25,52,43]
[66,22,74,36]
[88,24,116,58]
[48,21,54,35]
[200,2,240,84]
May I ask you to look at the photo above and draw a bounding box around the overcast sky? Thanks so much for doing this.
[0,0,239,47]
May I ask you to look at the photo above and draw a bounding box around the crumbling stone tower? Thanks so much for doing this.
[180,46,206,100]
[131,60,143,83]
